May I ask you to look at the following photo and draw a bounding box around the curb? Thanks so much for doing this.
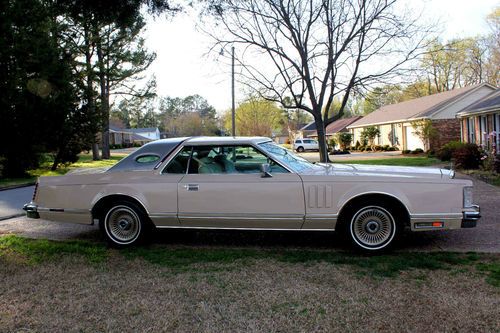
[0,213,24,222]
[0,183,36,191]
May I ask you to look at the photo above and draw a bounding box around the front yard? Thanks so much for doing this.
[0,235,499,332]
[0,154,126,189]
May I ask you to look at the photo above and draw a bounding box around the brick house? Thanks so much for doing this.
[457,89,500,152]
[347,83,497,151]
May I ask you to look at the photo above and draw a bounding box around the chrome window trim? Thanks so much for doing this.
[165,142,295,175]
[158,144,192,175]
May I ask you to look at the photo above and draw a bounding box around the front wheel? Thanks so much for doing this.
[346,204,399,252]
[100,202,149,247]
[296,146,305,152]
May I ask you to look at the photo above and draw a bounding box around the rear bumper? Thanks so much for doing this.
[23,203,40,219]
[462,205,480,228]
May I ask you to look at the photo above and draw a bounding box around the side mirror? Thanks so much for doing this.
[260,163,273,178]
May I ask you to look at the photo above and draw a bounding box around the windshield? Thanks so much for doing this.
[259,142,319,173]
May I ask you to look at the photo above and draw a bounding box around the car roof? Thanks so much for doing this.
[183,136,272,145]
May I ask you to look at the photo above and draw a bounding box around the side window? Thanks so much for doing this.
[162,147,192,174]
[188,145,288,174]
[295,139,302,144]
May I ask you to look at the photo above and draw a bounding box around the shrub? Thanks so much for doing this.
[328,138,336,151]
[411,148,424,154]
[336,132,353,150]
[387,146,398,151]
[437,141,466,161]
[402,149,411,154]
[364,147,372,152]
[452,144,481,169]
[354,140,361,151]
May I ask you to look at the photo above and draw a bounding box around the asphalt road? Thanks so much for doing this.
[0,186,34,221]
[0,176,498,252]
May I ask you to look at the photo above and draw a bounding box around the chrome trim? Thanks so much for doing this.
[158,144,189,175]
[178,215,304,221]
[306,214,338,219]
[338,191,411,217]
[90,193,150,215]
[36,207,89,214]
[155,225,334,231]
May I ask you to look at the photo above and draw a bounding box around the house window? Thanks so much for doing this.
[480,116,487,147]
[467,117,475,143]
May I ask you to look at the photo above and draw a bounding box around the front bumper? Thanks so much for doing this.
[462,205,480,228]
[23,203,40,219]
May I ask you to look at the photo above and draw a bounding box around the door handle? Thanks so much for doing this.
[183,184,199,191]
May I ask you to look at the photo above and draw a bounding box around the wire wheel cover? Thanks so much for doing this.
[351,206,394,247]
[106,206,141,243]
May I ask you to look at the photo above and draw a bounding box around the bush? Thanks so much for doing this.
[452,144,481,169]
[364,147,372,152]
[437,141,466,161]
[387,146,398,151]
[411,148,424,154]
[402,149,411,154]
[427,149,436,157]
[354,140,361,151]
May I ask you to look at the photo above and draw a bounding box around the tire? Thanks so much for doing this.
[343,201,401,253]
[100,201,150,247]
[296,146,305,152]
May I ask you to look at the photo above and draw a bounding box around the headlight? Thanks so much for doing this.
[463,187,473,208]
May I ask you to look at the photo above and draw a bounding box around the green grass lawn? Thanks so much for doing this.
[0,153,125,189]
[0,234,498,287]
[331,156,442,167]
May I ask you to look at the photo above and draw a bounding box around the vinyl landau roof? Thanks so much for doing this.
[106,136,272,172]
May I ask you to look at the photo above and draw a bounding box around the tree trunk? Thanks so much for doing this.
[96,30,110,159]
[313,114,329,163]
[84,23,100,161]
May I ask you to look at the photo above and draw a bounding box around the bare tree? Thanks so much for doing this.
[207,0,433,162]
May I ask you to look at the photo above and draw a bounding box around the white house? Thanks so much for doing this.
[347,83,497,151]
[128,127,161,141]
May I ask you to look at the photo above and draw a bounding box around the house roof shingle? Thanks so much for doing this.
[299,121,316,131]
[457,89,500,116]
[308,116,363,137]
[128,127,158,133]
[348,83,492,128]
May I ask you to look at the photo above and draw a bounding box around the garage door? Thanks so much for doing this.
[405,126,424,151]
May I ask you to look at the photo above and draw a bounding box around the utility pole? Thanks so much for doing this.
[231,46,236,137]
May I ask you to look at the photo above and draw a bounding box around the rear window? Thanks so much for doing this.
[295,139,302,143]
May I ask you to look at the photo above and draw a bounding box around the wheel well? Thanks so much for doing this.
[337,194,410,227]
[91,195,148,222]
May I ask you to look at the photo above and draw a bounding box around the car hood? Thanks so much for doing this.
[301,163,454,180]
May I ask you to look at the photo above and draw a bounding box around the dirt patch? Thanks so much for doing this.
[0,252,499,332]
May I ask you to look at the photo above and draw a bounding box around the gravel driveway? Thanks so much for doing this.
[0,176,498,253]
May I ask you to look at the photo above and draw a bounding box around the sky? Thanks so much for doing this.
[143,0,499,113]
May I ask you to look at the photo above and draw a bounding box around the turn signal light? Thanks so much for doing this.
[432,221,444,228]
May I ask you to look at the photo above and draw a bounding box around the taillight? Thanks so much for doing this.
[32,182,39,202]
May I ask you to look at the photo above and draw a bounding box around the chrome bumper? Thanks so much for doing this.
[23,203,40,219]
[462,205,480,228]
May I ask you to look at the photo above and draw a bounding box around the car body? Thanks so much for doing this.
[24,136,480,252]
[293,138,319,152]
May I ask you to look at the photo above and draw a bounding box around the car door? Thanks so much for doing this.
[177,144,305,229]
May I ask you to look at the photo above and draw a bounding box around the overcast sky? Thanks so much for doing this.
[143,0,499,112]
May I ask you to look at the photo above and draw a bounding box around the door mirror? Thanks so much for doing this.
[260,163,272,178]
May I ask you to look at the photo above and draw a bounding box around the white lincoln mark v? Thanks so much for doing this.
[24,136,480,252]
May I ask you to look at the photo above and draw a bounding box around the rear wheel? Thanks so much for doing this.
[296,146,305,152]
[100,201,150,247]
[343,202,401,253]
